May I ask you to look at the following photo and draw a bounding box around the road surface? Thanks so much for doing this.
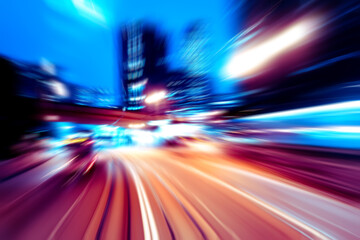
[0,141,359,239]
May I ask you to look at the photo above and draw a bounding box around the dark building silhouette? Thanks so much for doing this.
[0,57,41,159]
[120,22,168,111]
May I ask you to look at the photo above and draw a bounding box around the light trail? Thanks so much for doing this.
[168,159,332,239]
[126,162,159,240]
[241,100,360,120]
[226,17,319,78]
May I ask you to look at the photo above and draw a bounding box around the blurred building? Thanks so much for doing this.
[167,22,212,113]
[182,22,211,77]
[11,59,52,99]
[8,57,118,108]
[0,57,47,158]
[9,58,74,103]
[120,22,168,111]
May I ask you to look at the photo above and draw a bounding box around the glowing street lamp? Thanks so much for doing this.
[145,91,167,104]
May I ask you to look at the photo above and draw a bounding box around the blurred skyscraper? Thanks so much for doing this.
[121,22,146,110]
[182,22,211,77]
[167,21,212,113]
[121,22,167,111]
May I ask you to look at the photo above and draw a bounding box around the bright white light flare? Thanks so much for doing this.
[226,18,317,78]
[145,91,167,104]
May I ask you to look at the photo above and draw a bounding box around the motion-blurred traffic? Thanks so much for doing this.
[0,0,359,239]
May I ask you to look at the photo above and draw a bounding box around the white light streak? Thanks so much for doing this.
[171,160,331,240]
[243,101,360,120]
[227,18,317,78]
[127,164,159,240]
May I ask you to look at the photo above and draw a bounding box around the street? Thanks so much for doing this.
[0,141,359,239]
[1,0,359,239]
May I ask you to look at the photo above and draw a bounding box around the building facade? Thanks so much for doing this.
[166,22,212,113]
[121,22,167,111]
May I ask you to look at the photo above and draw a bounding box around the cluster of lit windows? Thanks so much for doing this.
[127,78,147,106]
[127,69,143,80]
[129,95,146,101]
[127,59,145,71]
[128,79,147,89]
[125,23,146,82]
[124,23,148,110]
[127,31,143,58]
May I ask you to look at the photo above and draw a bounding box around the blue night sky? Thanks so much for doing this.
[0,0,240,100]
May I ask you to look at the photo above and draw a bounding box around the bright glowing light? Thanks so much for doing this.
[51,80,69,97]
[328,126,360,133]
[147,119,172,126]
[128,123,146,129]
[226,18,317,78]
[243,100,360,120]
[145,91,167,104]
[265,126,360,134]
[130,130,156,145]
[158,124,202,138]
